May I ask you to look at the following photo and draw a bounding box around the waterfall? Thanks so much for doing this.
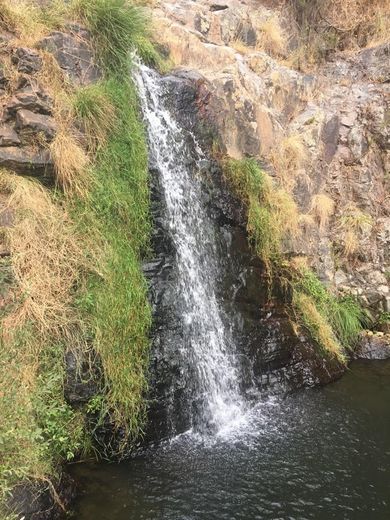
[135,64,246,435]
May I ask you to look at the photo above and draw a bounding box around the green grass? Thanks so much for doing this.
[0,325,85,512]
[72,77,151,451]
[0,0,154,514]
[72,0,161,72]
[291,267,368,359]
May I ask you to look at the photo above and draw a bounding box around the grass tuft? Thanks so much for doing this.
[72,0,159,73]
[310,193,335,231]
[256,14,287,57]
[50,129,91,197]
[73,82,116,152]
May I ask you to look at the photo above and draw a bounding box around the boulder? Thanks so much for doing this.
[38,26,101,86]
[12,47,42,74]
[0,146,53,175]
[355,332,390,360]
[16,109,57,141]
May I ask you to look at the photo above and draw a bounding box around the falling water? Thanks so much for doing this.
[135,64,246,434]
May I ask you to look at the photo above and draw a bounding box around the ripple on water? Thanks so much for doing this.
[70,361,390,520]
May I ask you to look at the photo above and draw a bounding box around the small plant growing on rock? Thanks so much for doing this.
[310,193,335,231]
[337,204,373,259]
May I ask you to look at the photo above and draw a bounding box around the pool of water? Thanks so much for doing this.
[70,360,390,520]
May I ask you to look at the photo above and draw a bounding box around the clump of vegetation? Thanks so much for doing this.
[256,14,287,57]
[270,133,308,191]
[223,157,300,271]
[73,82,116,151]
[336,204,373,260]
[223,158,366,361]
[72,0,160,71]
[310,193,335,231]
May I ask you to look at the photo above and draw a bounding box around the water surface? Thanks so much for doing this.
[70,360,390,520]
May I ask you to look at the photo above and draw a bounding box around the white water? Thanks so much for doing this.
[135,64,246,434]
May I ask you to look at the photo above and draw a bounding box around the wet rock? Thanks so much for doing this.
[0,146,53,175]
[12,47,42,74]
[38,26,101,86]
[64,350,101,405]
[16,108,57,141]
[145,70,347,442]
[355,332,390,360]
[7,474,75,520]
[0,124,20,146]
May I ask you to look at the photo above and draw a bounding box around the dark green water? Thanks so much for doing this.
[70,360,390,519]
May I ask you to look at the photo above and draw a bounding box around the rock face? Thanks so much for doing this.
[151,0,390,319]
[144,71,345,441]
[0,23,99,178]
[7,475,75,520]
[356,332,390,360]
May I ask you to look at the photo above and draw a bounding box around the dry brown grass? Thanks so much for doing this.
[310,193,335,230]
[267,185,301,243]
[270,133,308,191]
[292,291,346,362]
[0,0,48,46]
[0,170,90,336]
[256,14,287,57]
[50,128,91,197]
[337,204,373,259]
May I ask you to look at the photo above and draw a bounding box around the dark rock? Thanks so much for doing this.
[38,27,101,86]
[64,350,101,405]
[7,474,75,520]
[16,108,57,141]
[6,90,52,116]
[0,146,53,175]
[355,333,390,360]
[0,124,20,146]
[210,4,228,12]
[12,47,42,74]
[321,115,340,163]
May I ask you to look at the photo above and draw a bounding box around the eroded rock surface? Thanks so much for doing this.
[152,0,390,318]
